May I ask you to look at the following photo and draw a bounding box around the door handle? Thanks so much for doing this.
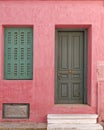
[57,73,61,80]
[68,70,72,74]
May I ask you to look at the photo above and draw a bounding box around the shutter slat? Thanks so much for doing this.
[20,30,26,79]
[12,30,19,79]
[4,29,13,79]
[27,30,33,79]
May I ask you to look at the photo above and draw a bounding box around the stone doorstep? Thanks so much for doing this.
[47,114,98,119]
[48,119,97,124]
[47,114,103,130]
[47,124,103,130]
[47,114,98,124]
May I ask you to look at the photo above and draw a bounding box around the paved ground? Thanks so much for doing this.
[0,123,47,130]
[0,122,103,130]
[100,122,104,129]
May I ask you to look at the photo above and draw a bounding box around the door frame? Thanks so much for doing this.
[55,29,88,104]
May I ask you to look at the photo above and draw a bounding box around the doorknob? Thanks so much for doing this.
[68,70,72,74]
[57,73,61,80]
[57,73,60,76]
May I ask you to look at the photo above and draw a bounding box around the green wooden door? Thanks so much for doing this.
[55,31,86,104]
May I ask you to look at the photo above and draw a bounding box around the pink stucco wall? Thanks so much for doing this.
[0,0,104,123]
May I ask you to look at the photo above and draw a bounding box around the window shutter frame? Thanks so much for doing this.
[4,27,33,80]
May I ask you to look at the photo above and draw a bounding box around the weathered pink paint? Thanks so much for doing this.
[0,0,104,123]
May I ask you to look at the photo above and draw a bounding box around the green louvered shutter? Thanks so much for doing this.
[4,28,33,80]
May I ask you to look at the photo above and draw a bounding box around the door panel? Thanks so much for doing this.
[56,31,85,104]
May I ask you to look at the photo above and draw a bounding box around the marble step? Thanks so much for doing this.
[47,114,98,124]
[47,124,103,130]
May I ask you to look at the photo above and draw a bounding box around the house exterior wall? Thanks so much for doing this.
[0,0,104,123]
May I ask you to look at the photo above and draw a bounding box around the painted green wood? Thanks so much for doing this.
[55,31,85,104]
[4,28,33,80]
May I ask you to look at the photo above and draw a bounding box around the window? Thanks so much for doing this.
[4,27,33,80]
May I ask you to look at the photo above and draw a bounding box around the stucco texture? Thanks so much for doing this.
[0,0,104,123]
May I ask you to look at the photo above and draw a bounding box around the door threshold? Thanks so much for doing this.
[54,104,90,107]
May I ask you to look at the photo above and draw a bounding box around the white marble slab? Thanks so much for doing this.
[47,114,98,124]
[47,124,103,130]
